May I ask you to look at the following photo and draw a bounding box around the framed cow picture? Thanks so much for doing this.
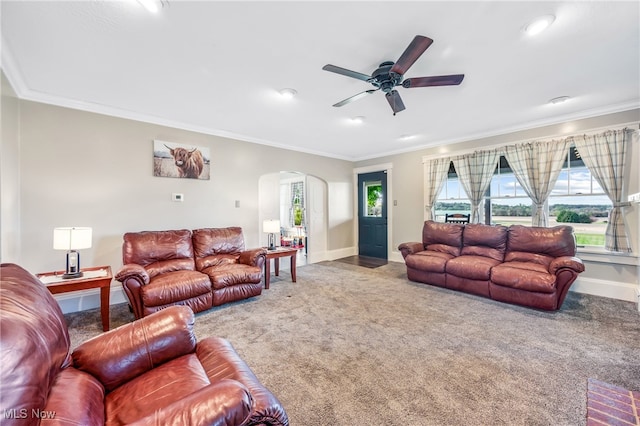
[153,140,211,180]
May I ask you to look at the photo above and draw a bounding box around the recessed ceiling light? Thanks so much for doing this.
[398,134,416,141]
[278,88,297,99]
[549,96,571,105]
[137,0,160,13]
[351,116,365,124]
[524,15,555,36]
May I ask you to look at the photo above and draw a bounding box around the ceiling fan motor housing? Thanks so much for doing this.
[371,61,402,93]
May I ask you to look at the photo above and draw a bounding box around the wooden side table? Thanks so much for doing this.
[37,265,113,331]
[264,247,298,289]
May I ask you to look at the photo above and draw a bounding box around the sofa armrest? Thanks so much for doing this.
[129,379,253,426]
[115,263,150,285]
[549,256,585,275]
[238,248,267,268]
[398,242,424,259]
[72,305,197,392]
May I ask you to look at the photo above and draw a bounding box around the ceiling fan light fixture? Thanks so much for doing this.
[278,88,297,99]
[525,15,556,36]
[549,95,570,105]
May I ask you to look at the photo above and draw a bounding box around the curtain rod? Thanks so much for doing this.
[422,121,639,162]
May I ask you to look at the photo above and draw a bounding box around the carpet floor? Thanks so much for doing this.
[65,261,640,426]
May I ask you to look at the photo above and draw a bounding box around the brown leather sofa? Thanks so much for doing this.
[0,262,289,426]
[398,221,585,310]
[116,227,266,319]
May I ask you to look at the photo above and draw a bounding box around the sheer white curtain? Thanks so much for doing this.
[424,157,451,221]
[452,149,499,223]
[503,139,571,227]
[574,129,633,252]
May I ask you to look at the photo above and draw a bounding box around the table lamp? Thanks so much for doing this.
[263,219,280,250]
[53,227,92,279]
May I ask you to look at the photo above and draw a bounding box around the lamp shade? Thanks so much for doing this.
[53,227,92,250]
[263,220,280,234]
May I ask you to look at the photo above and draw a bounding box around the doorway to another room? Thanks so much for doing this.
[357,170,388,260]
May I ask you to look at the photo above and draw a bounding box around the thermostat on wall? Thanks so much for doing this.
[172,193,184,202]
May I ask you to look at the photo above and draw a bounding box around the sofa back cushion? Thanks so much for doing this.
[505,225,577,266]
[1,263,71,421]
[461,223,508,261]
[123,230,195,278]
[422,221,464,257]
[193,227,246,257]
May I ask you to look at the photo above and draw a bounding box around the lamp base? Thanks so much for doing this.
[62,271,83,279]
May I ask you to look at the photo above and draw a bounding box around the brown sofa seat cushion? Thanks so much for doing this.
[422,220,464,256]
[461,223,508,261]
[105,354,212,424]
[202,264,263,289]
[491,262,556,293]
[405,250,454,273]
[142,270,212,307]
[446,255,502,280]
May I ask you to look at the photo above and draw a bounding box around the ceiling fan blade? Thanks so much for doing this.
[402,74,465,88]
[322,64,372,82]
[390,35,434,76]
[333,89,377,107]
[385,90,405,114]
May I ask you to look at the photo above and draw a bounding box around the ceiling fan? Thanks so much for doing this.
[322,35,464,115]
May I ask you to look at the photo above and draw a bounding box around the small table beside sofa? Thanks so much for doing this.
[399,221,585,311]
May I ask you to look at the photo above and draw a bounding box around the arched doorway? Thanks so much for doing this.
[258,171,328,264]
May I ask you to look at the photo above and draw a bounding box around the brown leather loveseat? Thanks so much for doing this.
[116,227,266,319]
[0,262,289,425]
[398,221,585,311]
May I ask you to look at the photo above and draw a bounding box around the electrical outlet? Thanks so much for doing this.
[172,193,184,202]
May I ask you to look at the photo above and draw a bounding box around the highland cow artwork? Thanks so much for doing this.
[153,140,210,180]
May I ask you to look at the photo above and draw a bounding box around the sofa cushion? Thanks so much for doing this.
[105,354,211,425]
[203,264,263,289]
[405,251,454,273]
[423,220,464,256]
[506,225,577,258]
[142,271,212,307]
[461,224,508,261]
[445,255,502,280]
[193,227,246,258]
[491,262,556,293]
[43,368,105,426]
[123,230,195,277]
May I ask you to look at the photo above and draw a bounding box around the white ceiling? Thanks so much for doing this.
[2,1,639,161]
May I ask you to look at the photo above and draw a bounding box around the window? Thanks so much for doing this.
[435,162,471,222]
[364,181,383,217]
[433,147,611,247]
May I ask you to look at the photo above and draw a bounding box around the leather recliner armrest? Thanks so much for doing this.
[115,263,150,285]
[238,248,267,267]
[129,379,253,426]
[72,305,197,392]
[398,242,425,259]
[549,256,585,275]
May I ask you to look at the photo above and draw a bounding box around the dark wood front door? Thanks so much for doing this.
[357,171,387,259]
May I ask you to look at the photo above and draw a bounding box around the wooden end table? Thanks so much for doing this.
[264,247,298,289]
[37,265,113,331]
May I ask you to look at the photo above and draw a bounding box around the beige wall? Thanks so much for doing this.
[14,100,355,276]
[1,72,21,262]
[355,109,640,302]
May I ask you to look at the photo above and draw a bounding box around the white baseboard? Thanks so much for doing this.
[53,285,127,314]
[325,246,358,261]
[570,276,638,303]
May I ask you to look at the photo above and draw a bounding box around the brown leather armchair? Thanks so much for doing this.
[116,227,266,319]
[0,263,289,426]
